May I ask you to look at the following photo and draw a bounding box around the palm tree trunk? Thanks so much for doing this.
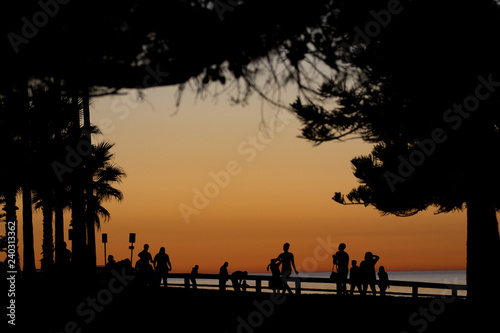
[41,202,54,272]
[70,91,87,275]
[83,91,96,269]
[54,195,65,268]
[21,81,36,276]
[53,77,66,269]
[22,185,36,275]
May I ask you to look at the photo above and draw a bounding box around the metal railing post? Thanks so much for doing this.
[255,278,261,294]
[295,279,301,295]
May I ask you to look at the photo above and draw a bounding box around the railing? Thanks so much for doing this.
[164,273,467,299]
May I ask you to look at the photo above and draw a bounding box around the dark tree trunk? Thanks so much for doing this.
[53,77,66,270]
[83,91,96,270]
[21,81,36,276]
[466,198,500,308]
[41,203,54,272]
[69,91,89,277]
[22,185,36,275]
[54,197,65,268]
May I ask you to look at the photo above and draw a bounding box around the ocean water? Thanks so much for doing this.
[296,270,466,284]
[168,270,467,297]
[294,270,466,297]
[381,270,466,285]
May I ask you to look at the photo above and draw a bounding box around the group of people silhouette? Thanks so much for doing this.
[218,242,299,294]
[136,244,171,286]
[104,242,389,296]
[333,243,389,297]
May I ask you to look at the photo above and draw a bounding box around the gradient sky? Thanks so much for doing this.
[19,84,468,273]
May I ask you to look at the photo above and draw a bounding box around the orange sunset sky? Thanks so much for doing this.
[16,84,468,274]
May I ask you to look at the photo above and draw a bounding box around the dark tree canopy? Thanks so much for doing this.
[292,0,500,215]
[0,0,331,97]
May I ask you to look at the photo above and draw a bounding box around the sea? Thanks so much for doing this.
[293,270,467,297]
[169,270,467,297]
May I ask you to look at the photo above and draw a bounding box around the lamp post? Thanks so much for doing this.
[102,233,107,266]
[129,233,136,263]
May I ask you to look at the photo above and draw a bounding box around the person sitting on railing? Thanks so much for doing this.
[241,280,250,292]
[190,265,199,290]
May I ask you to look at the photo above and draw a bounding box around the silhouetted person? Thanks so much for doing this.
[241,280,250,292]
[154,247,172,287]
[361,252,379,296]
[190,265,199,290]
[121,258,134,276]
[378,266,389,298]
[62,242,72,269]
[359,260,368,296]
[333,243,349,295]
[267,258,282,294]
[136,244,154,286]
[219,262,229,292]
[104,255,117,281]
[106,255,116,269]
[138,244,153,264]
[231,270,248,292]
[277,243,298,294]
[349,260,362,295]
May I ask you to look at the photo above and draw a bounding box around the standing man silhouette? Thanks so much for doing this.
[138,244,153,266]
[333,243,349,295]
[219,262,229,292]
[349,260,362,295]
[277,243,298,294]
[153,246,172,287]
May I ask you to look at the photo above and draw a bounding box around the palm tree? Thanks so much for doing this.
[29,84,75,272]
[84,141,126,268]
[0,91,25,272]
